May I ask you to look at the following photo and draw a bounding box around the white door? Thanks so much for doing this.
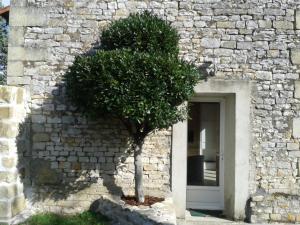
[186,99,225,210]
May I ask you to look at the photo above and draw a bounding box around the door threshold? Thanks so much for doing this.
[185,210,232,223]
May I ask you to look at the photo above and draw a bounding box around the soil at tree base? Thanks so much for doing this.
[121,195,164,206]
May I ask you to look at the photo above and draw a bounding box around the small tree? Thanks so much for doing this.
[65,12,202,203]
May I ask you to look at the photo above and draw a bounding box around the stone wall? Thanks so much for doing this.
[6,0,300,223]
[0,86,26,225]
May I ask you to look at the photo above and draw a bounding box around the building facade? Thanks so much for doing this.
[2,0,300,223]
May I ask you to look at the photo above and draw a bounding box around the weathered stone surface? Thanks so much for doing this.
[256,71,272,80]
[0,122,19,138]
[0,200,11,218]
[6,0,300,223]
[0,86,26,224]
[293,118,300,138]
[30,160,62,185]
[296,10,300,30]
[7,61,24,78]
[291,49,300,65]
[273,21,294,29]
[9,7,48,27]
[32,133,50,142]
[2,157,16,169]
[8,47,47,62]
[0,107,12,119]
[295,81,300,98]
[201,38,220,48]
[8,27,25,47]
[0,172,17,183]
[11,196,26,217]
[0,185,18,199]
[287,143,299,151]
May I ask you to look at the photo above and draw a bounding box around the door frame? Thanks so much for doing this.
[186,97,225,210]
[171,79,251,220]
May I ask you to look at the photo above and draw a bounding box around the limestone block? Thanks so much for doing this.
[270,214,281,221]
[0,200,11,218]
[0,107,12,119]
[2,157,16,169]
[293,118,300,138]
[0,122,19,138]
[7,61,24,78]
[32,133,50,142]
[9,7,48,27]
[291,49,300,65]
[0,172,17,183]
[221,41,236,49]
[200,38,220,48]
[8,27,24,47]
[256,71,272,80]
[295,81,300,99]
[0,185,18,199]
[296,10,300,30]
[16,88,25,105]
[0,87,17,103]
[216,21,235,29]
[30,159,62,185]
[287,143,299,151]
[11,196,26,217]
[6,76,31,85]
[273,21,294,30]
[8,47,48,62]
[0,140,9,153]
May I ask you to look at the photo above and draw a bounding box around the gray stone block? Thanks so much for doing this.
[7,61,24,78]
[296,10,300,30]
[293,118,300,138]
[291,49,300,65]
[295,81,300,98]
[8,27,25,47]
[8,47,47,62]
[9,7,48,27]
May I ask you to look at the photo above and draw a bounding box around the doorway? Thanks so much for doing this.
[186,99,225,210]
[171,80,251,220]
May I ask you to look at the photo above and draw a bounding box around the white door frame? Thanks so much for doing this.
[186,97,225,210]
[172,79,251,220]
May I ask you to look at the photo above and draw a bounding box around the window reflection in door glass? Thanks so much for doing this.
[187,102,220,187]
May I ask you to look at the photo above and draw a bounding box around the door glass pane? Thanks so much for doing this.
[187,102,220,186]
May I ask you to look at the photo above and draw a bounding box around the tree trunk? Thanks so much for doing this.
[134,140,145,203]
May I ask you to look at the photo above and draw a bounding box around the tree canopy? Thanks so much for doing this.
[65,11,203,202]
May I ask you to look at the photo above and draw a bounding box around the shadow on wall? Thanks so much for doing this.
[15,82,172,213]
[16,89,132,209]
[14,42,211,214]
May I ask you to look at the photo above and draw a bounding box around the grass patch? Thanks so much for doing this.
[20,211,110,225]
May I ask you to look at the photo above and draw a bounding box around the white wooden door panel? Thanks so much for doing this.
[186,99,225,211]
